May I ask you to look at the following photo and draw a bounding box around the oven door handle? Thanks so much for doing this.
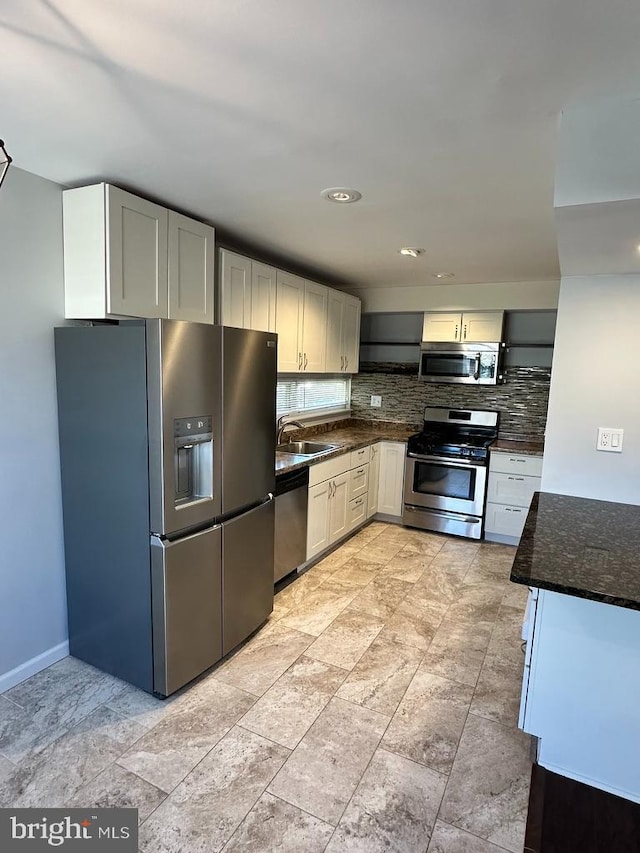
[406,452,486,469]
[473,352,481,381]
[404,506,481,524]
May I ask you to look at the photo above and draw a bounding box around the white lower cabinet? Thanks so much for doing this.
[484,451,543,544]
[328,473,349,542]
[367,443,381,518]
[307,480,332,558]
[306,445,375,560]
[376,442,406,517]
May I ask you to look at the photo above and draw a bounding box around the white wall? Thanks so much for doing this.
[0,167,68,690]
[348,279,560,313]
[555,94,640,208]
[542,275,640,503]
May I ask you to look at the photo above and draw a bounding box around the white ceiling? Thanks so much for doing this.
[3,0,640,290]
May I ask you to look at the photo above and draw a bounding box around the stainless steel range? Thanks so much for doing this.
[403,407,499,539]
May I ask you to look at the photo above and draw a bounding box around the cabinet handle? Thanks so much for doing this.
[298,352,302,370]
[463,323,467,340]
[356,468,364,475]
[340,355,344,370]
[505,508,523,513]
[345,356,348,370]
[455,324,459,339]
[304,353,308,369]
[330,481,335,498]
[354,499,363,506]
[508,458,526,463]
[507,476,525,481]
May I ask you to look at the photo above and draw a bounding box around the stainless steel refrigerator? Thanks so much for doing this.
[55,320,276,696]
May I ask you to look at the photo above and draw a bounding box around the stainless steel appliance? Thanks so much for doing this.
[418,341,504,384]
[403,407,498,539]
[55,320,276,697]
[274,467,309,583]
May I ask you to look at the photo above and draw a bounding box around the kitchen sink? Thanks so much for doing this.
[276,441,338,456]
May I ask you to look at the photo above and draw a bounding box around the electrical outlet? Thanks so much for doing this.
[597,427,624,453]
[370,395,382,408]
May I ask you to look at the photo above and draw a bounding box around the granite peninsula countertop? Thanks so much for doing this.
[275,421,417,475]
[511,491,640,611]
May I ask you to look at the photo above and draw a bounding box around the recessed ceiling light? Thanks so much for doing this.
[321,187,362,203]
[398,247,424,258]
[433,272,455,279]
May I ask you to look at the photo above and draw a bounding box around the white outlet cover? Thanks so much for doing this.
[597,427,624,452]
[370,395,382,408]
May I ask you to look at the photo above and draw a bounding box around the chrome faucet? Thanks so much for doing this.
[276,416,305,445]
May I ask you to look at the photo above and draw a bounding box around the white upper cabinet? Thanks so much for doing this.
[302,281,328,372]
[63,183,213,323]
[250,261,276,333]
[168,212,214,324]
[219,250,276,332]
[276,270,305,371]
[422,311,504,343]
[275,275,330,373]
[219,249,252,328]
[343,294,361,372]
[325,290,361,373]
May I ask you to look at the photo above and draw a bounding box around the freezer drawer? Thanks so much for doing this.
[151,525,222,696]
[222,498,275,656]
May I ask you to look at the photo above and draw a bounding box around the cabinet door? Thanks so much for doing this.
[487,472,540,507]
[462,311,504,342]
[484,502,528,538]
[168,212,214,324]
[276,271,305,372]
[368,443,380,517]
[377,442,405,516]
[329,473,349,543]
[219,250,252,329]
[307,480,331,559]
[107,185,168,318]
[422,312,461,342]
[348,496,367,531]
[302,281,328,372]
[251,261,277,333]
[325,289,345,372]
[342,295,361,373]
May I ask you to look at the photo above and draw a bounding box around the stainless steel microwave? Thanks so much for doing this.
[418,341,504,384]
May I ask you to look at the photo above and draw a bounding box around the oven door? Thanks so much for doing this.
[403,453,487,517]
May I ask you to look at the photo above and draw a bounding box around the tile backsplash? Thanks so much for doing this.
[350,367,551,439]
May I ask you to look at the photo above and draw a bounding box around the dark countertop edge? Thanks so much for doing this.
[491,438,544,457]
[509,572,640,612]
[275,429,410,475]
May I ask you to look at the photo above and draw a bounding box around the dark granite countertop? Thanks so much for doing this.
[275,421,416,475]
[511,491,640,611]
[491,438,544,457]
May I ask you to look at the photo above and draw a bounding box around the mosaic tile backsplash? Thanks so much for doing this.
[350,366,551,439]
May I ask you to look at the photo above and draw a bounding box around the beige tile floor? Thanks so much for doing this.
[0,522,532,852]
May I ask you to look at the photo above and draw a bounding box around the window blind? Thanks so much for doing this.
[276,377,351,419]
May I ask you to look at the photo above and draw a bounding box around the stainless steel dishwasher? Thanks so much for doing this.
[274,467,309,582]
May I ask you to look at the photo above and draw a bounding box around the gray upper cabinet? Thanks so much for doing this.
[63,183,214,323]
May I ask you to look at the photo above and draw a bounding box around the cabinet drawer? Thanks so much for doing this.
[348,495,367,531]
[484,502,529,537]
[348,463,369,500]
[487,472,541,507]
[489,451,543,477]
[309,453,350,486]
[350,445,371,468]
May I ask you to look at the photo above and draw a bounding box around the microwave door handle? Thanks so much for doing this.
[473,353,481,381]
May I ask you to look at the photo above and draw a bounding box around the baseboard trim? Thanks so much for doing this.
[0,641,69,694]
